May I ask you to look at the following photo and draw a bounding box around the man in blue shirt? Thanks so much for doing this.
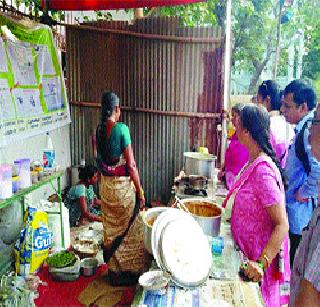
[281,80,317,266]
[290,103,320,306]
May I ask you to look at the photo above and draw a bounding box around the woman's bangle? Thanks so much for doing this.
[138,188,144,198]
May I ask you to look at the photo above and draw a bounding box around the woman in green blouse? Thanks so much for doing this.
[66,165,102,226]
[96,91,145,286]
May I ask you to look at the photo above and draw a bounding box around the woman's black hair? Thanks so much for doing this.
[101,91,120,123]
[96,91,121,168]
[258,80,281,111]
[78,165,97,182]
[240,104,288,189]
[232,103,245,115]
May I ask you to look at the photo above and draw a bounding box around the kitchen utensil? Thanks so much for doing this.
[180,198,222,237]
[184,152,217,178]
[48,254,80,281]
[138,270,170,291]
[151,209,212,288]
[141,207,168,254]
[80,257,98,277]
[151,208,183,270]
[174,196,191,214]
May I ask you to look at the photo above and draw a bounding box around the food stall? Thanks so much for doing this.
[134,227,264,306]
[0,0,262,305]
[134,152,264,306]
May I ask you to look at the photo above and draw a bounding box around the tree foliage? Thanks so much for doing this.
[298,1,320,79]
[158,0,320,93]
[158,0,280,92]
[157,1,222,27]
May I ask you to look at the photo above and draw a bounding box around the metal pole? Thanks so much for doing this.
[221,0,232,166]
[57,176,65,249]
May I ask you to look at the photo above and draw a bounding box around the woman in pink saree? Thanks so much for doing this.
[222,103,249,189]
[224,104,290,307]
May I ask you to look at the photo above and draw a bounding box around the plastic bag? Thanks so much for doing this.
[15,207,52,275]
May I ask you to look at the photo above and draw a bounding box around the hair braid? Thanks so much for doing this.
[240,104,288,189]
[255,133,288,190]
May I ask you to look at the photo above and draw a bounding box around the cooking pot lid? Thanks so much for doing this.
[152,208,185,270]
[154,210,212,288]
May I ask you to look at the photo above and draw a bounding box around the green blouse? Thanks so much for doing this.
[108,122,131,158]
[68,184,96,203]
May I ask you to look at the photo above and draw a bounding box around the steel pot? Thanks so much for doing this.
[80,258,98,277]
[141,207,168,254]
[184,152,217,178]
[180,198,221,237]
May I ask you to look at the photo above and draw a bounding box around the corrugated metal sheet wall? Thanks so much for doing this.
[66,17,224,204]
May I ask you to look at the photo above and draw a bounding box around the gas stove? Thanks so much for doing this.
[174,175,208,199]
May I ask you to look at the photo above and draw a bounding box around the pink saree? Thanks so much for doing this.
[224,134,249,189]
[224,156,290,307]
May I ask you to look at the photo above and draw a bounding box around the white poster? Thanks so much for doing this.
[0,14,70,148]
[0,79,15,120]
[35,45,56,75]
[0,38,8,72]
[7,40,37,85]
[42,77,65,111]
[13,88,43,117]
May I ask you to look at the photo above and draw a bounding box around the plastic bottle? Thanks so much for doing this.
[43,132,56,172]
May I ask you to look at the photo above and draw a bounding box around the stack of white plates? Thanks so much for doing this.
[151,208,212,288]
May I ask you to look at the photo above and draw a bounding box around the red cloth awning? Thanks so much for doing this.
[41,0,204,10]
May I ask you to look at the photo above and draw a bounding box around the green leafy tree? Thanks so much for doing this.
[157,0,320,94]
[156,0,282,93]
[232,0,279,92]
[298,0,320,94]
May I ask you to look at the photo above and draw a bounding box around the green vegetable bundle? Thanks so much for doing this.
[47,251,76,268]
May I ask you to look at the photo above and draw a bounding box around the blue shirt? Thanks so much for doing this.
[285,112,319,235]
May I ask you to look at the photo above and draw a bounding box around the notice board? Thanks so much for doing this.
[0,13,70,147]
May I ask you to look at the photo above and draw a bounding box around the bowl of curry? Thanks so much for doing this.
[180,199,222,237]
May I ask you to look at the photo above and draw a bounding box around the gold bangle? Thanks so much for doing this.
[263,254,271,267]
[139,188,144,197]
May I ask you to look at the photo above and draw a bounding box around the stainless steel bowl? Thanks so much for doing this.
[142,207,168,254]
[184,152,217,178]
[80,258,98,277]
[180,198,222,237]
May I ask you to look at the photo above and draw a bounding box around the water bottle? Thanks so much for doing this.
[43,132,55,172]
